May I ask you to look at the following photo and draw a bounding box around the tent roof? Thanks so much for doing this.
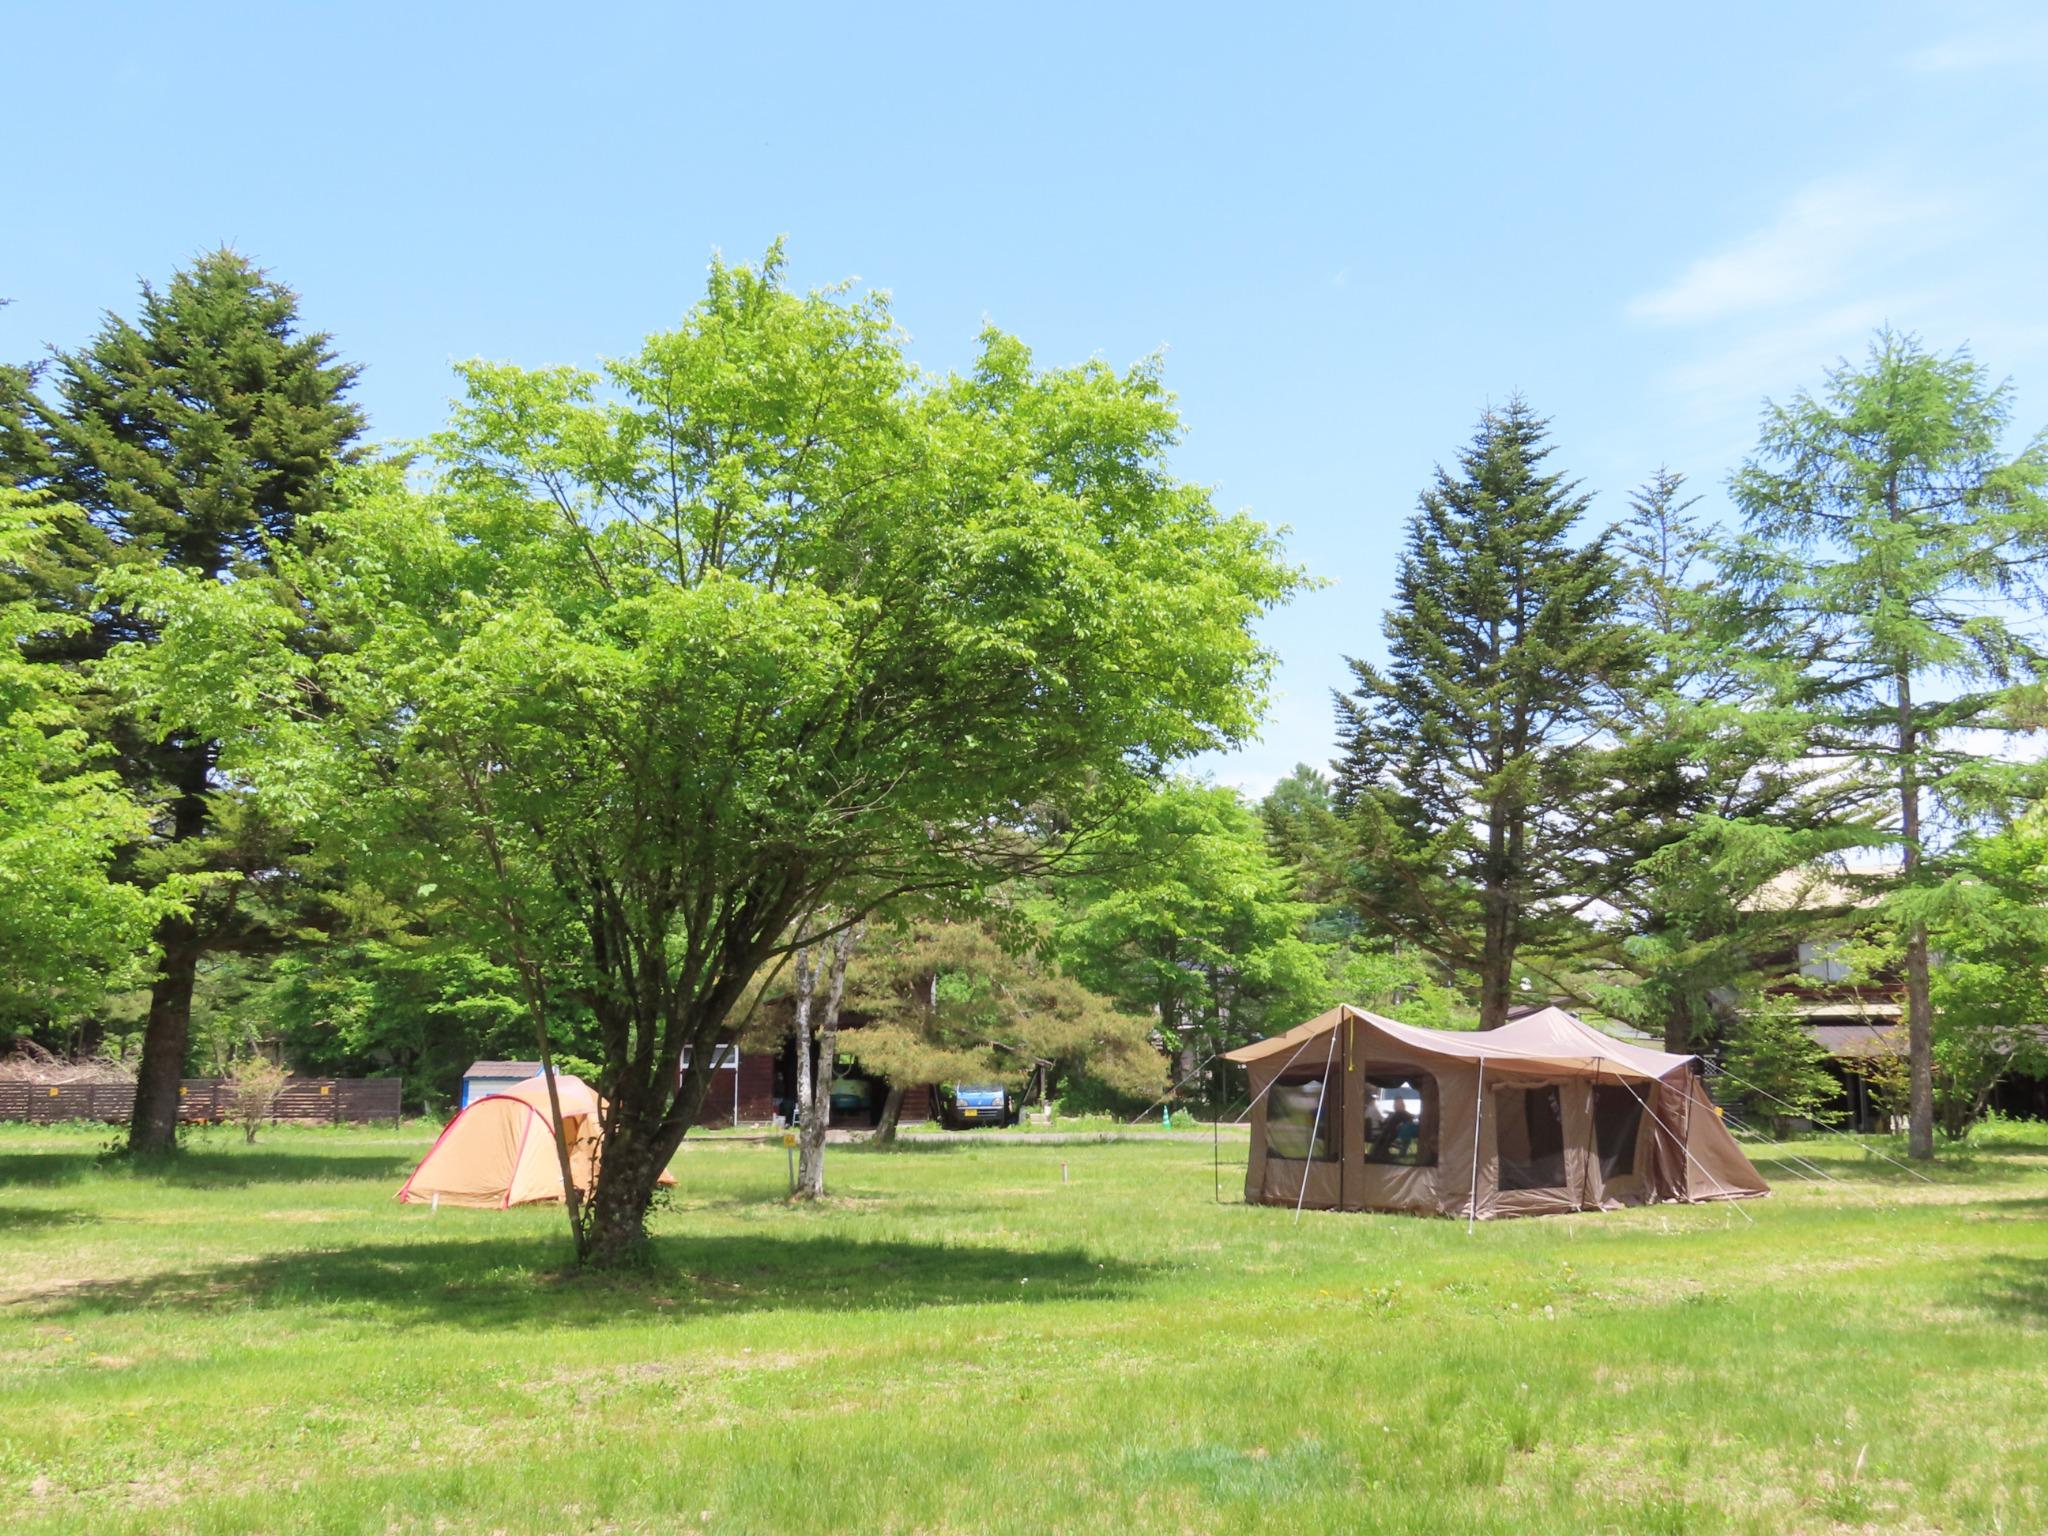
[479,1073,603,1120]
[1223,1004,1693,1081]
[464,1060,542,1078]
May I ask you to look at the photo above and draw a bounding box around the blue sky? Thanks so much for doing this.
[9,2,2046,793]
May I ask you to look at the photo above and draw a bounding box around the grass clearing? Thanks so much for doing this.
[0,1118,2043,1533]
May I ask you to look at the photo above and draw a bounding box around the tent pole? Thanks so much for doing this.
[1293,1029,1338,1225]
[1232,1030,1331,1123]
[1466,1056,1485,1235]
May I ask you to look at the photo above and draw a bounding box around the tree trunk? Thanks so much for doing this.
[872,1084,906,1145]
[1898,672,1935,1161]
[1478,890,1512,1031]
[796,924,859,1200]
[789,941,820,1192]
[582,1125,666,1269]
[129,925,198,1156]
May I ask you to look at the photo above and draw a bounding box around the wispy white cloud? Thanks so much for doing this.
[1629,176,1946,326]
[1904,16,2048,73]
[1657,295,1935,431]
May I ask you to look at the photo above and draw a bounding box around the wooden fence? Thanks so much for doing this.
[0,1077,403,1125]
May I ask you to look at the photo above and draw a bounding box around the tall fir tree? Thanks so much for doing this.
[1333,399,1640,1030]
[2,251,362,1152]
[1730,330,2048,1160]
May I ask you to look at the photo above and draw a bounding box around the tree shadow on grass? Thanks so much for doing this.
[0,1204,99,1230]
[0,1147,419,1190]
[1971,1253,2048,1324]
[13,1229,1152,1328]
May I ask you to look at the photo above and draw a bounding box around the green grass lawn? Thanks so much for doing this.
[1,1118,2043,1535]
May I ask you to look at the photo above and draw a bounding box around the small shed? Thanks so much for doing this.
[460,1060,541,1107]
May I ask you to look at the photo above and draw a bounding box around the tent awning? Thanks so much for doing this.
[1222,1005,1693,1081]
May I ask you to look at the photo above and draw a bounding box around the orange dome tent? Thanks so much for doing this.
[396,1073,674,1209]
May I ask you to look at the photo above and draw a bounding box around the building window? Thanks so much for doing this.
[1363,1072,1438,1166]
[681,1044,739,1070]
[1591,1084,1645,1180]
[1798,940,1851,984]
[1495,1084,1567,1190]
[1268,1075,1337,1161]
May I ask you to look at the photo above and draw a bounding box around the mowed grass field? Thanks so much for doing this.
[1,1118,2044,1535]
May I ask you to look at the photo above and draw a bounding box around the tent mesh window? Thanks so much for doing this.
[1362,1071,1438,1166]
[1591,1084,1645,1180]
[1495,1084,1567,1190]
[1267,1075,1338,1161]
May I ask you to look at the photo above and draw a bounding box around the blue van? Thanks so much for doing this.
[941,1083,1013,1129]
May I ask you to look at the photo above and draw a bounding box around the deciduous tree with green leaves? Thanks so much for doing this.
[1731,331,2048,1159]
[115,250,1298,1265]
[1052,779,1326,1108]
[1334,400,1641,1030]
[0,487,165,1025]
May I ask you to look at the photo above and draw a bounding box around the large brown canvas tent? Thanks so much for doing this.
[1225,1005,1767,1218]
[396,1074,674,1209]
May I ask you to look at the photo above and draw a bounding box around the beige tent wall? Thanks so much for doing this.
[400,1097,534,1208]
[1235,1006,1766,1219]
[397,1074,678,1208]
[1672,1071,1770,1202]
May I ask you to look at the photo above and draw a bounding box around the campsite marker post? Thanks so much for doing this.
[783,1131,797,1194]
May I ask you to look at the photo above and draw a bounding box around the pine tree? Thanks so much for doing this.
[1333,400,1639,1030]
[2,251,362,1152]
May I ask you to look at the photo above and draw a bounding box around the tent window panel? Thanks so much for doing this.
[1496,1084,1567,1191]
[1267,1075,1338,1161]
[1363,1071,1438,1166]
[1592,1084,1646,1179]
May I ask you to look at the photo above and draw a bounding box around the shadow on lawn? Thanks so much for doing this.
[0,1147,418,1190]
[1972,1253,2048,1323]
[0,1204,99,1230]
[17,1229,1152,1327]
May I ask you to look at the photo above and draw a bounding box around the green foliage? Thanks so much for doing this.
[1334,400,1641,1028]
[838,915,1163,1109]
[1,251,363,1147]
[0,487,165,1026]
[1260,763,1454,1026]
[1731,329,2048,1155]
[1051,780,1326,1069]
[1912,810,2048,1138]
[1595,470,1874,1050]
[1721,995,1841,1130]
[105,249,1300,1259]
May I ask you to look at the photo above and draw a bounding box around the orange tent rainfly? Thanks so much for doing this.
[396,1073,673,1209]
[1224,1005,1767,1219]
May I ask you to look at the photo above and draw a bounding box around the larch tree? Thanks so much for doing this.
[1333,400,1640,1030]
[1,251,362,1151]
[113,249,1298,1266]
[1730,331,2048,1159]
[1598,469,1872,1051]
